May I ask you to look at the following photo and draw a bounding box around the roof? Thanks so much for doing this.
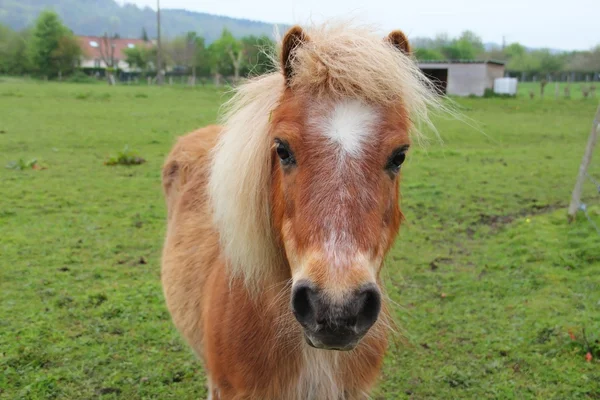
[418,59,506,66]
[77,36,153,60]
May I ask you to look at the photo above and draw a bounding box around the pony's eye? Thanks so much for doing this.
[386,147,408,173]
[275,140,296,166]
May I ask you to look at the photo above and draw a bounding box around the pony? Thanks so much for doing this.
[160,21,444,399]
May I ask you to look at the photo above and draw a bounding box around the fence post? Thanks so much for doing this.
[568,105,600,221]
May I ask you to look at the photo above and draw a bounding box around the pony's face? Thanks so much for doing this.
[270,90,410,350]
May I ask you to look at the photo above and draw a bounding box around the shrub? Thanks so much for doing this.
[66,70,98,84]
[5,158,44,170]
[104,146,146,166]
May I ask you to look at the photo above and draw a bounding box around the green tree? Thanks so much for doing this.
[440,30,485,60]
[52,34,82,78]
[8,29,33,74]
[0,24,17,73]
[211,29,244,81]
[535,49,564,77]
[414,47,446,61]
[187,32,207,82]
[124,46,155,75]
[206,41,228,84]
[141,27,149,42]
[29,11,79,78]
[504,43,526,59]
[240,35,275,76]
[455,30,484,57]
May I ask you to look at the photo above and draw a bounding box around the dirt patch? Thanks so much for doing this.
[430,257,453,271]
[467,202,566,237]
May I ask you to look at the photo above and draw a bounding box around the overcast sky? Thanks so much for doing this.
[123,0,597,50]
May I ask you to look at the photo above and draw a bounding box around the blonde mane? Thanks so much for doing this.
[208,21,447,293]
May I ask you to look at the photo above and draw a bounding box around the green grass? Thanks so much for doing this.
[1,81,599,399]
[518,81,598,100]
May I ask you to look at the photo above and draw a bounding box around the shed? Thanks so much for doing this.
[417,60,506,97]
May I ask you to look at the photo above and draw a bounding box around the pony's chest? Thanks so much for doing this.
[294,348,346,400]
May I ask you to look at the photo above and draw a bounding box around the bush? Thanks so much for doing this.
[66,70,98,84]
[5,158,44,170]
[104,146,146,166]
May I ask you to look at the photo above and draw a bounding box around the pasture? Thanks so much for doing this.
[1,81,599,399]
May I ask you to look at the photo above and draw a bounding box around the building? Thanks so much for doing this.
[418,60,506,97]
[77,36,154,72]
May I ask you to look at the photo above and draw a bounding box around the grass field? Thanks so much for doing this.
[518,81,598,100]
[1,80,599,399]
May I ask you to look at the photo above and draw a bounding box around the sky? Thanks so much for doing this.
[122,0,597,51]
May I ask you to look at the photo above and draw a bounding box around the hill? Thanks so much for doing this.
[0,0,286,42]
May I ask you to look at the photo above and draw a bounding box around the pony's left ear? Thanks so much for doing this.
[281,25,309,85]
[386,30,411,56]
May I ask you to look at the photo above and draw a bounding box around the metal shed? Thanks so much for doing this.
[418,60,506,97]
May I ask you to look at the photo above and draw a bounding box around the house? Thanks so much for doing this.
[77,36,154,73]
[418,60,506,97]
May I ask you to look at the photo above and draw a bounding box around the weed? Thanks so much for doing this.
[5,158,44,170]
[104,145,146,166]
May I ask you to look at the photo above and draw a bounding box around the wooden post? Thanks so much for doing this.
[568,105,600,221]
[555,82,559,100]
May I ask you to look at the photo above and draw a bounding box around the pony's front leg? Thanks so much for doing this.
[206,377,219,400]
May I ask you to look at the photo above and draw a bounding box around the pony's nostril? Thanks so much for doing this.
[291,282,318,327]
[355,285,381,332]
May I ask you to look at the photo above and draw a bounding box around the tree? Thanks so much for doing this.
[52,35,82,78]
[29,11,78,78]
[211,29,245,81]
[440,30,485,60]
[0,24,18,73]
[504,43,526,59]
[207,41,227,85]
[187,32,206,83]
[535,49,564,77]
[455,30,484,57]
[98,33,118,85]
[141,27,149,42]
[567,46,600,72]
[8,29,33,75]
[414,47,445,61]
[240,35,275,76]
[124,45,155,76]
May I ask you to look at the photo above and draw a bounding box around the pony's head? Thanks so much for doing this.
[209,22,443,351]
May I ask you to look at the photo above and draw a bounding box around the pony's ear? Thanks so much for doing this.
[386,30,411,56]
[281,25,309,85]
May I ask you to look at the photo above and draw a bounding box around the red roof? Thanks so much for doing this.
[77,36,153,60]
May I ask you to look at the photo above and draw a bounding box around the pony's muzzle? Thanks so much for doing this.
[291,281,381,351]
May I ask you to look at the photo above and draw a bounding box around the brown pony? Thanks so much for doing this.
[160,21,443,399]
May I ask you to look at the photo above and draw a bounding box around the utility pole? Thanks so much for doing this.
[156,0,164,85]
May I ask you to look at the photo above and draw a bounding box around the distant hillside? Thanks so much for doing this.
[0,0,287,42]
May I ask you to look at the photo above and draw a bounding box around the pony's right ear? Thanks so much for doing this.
[281,26,308,85]
[386,30,411,56]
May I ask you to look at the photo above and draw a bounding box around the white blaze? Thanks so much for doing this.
[321,99,379,158]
